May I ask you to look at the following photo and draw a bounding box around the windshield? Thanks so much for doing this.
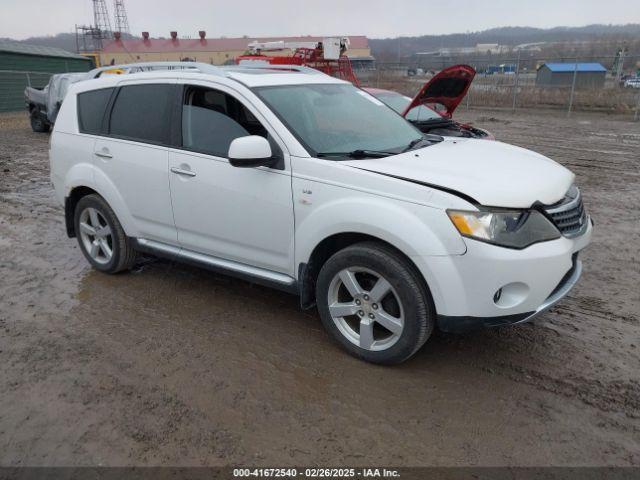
[254,84,424,157]
[373,92,443,122]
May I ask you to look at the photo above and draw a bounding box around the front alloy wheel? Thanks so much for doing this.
[327,267,404,351]
[316,242,435,364]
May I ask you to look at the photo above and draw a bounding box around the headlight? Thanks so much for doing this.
[447,209,560,249]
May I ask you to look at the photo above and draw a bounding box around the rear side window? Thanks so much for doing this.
[109,84,173,144]
[77,88,113,135]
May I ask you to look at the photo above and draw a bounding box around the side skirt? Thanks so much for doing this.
[131,238,299,295]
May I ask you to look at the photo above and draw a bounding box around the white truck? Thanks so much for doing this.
[24,72,88,132]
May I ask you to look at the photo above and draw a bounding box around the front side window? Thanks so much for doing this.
[109,84,173,144]
[77,88,114,134]
[181,86,268,157]
[254,84,423,157]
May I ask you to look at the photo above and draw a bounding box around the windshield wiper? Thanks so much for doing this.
[403,137,427,152]
[402,134,444,152]
[317,149,393,159]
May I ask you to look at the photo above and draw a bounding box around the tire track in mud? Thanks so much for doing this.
[497,361,640,418]
[555,301,639,327]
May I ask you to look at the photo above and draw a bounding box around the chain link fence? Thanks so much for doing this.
[357,54,640,121]
[2,55,640,120]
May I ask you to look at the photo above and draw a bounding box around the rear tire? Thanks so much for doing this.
[74,194,137,273]
[30,111,50,133]
[316,242,435,365]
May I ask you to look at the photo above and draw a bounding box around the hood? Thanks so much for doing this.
[402,65,475,118]
[342,139,575,208]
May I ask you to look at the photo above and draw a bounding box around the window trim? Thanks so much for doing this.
[103,83,177,147]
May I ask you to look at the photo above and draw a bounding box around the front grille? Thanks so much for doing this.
[544,186,588,237]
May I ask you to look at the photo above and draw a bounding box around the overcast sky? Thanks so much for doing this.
[2,0,640,40]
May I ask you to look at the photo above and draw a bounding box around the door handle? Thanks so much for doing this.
[170,167,196,177]
[94,150,113,159]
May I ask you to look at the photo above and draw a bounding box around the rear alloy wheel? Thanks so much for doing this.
[74,194,137,273]
[316,242,435,364]
[78,207,113,266]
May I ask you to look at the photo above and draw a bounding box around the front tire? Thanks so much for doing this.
[316,242,435,364]
[74,194,137,273]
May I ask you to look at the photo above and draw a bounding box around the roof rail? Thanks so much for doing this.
[87,61,226,79]
[230,63,326,75]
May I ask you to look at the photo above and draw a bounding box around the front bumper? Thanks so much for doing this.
[437,255,582,333]
[411,217,592,332]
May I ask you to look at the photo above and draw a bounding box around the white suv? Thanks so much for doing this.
[49,62,592,364]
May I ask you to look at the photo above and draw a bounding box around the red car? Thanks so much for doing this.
[364,65,494,140]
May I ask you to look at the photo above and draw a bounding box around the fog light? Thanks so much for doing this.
[493,282,530,308]
[493,288,502,303]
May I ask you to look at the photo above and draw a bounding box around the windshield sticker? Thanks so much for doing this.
[357,90,385,106]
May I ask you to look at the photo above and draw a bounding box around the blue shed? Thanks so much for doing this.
[536,62,607,89]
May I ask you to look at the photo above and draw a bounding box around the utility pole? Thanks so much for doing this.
[567,59,578,117]
[512,49,521,112]
[614,47,626,84]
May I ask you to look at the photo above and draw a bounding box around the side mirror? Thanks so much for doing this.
[228,135,274,168]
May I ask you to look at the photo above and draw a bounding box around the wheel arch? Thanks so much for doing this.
[63,164,139,239]
[65,185,99,237]
[298,232,433,311]
[294,196,465,311]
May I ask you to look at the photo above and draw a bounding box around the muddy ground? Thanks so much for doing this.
[0,109,638,467]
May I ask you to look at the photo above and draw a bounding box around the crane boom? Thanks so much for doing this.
[247,37,350,60]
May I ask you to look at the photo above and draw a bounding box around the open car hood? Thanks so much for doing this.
[402,64,475,119]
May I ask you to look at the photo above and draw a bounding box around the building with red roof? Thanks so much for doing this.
[99,32,371,66]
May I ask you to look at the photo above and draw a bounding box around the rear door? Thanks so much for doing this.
[93,81,177,243]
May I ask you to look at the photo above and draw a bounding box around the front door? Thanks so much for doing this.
[168,84,294,275]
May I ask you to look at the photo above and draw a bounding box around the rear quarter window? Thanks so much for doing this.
[77,88,114,135]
